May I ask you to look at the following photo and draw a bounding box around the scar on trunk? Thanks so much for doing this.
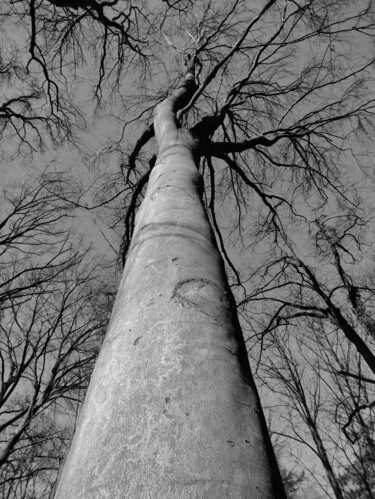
[171,278,229,319]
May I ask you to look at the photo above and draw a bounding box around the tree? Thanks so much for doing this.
[257,309,375,498]
[2,0,375,496]
[0,28,82,156]
[339,438,375,498]
[0,171,116,497]
[54,51,286,498]
[242,213,375,376]
[4,0,161,111]
[261,329,346,498]
[273,441,307,499]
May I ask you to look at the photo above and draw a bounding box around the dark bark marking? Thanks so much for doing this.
[171,278,229,320]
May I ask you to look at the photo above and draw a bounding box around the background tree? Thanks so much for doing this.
[0,170,116,497]
[242,212,375,372]
[257,312,375,497]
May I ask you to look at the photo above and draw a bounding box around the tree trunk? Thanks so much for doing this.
[54,63,285,499]
[308,419,344,499]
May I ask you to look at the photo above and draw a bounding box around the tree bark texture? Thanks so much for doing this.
[54,68,286,499]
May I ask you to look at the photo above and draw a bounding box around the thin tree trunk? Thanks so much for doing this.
[54,60,285,498]
[308,420,344,499]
